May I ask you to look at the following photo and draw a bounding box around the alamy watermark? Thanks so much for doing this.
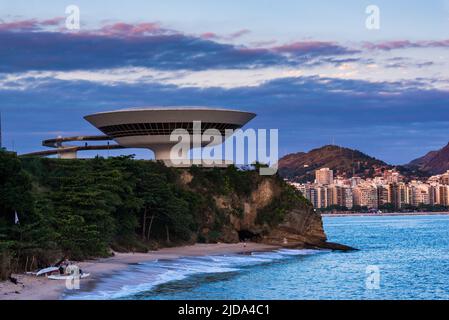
[365,5,380,30]
[365,265,381,290]
[65,5,80,31]
[169,121,278,175]
[65,265,81,290]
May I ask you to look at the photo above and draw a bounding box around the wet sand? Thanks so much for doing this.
[0,242,279,300]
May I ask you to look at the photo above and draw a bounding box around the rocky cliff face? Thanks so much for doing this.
[182,170,350,250]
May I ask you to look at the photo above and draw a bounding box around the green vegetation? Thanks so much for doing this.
[0,151,309,279]
[256,182,310,226]
[316,205,350,213]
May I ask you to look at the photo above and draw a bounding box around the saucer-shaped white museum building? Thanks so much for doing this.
[23,107,256,166]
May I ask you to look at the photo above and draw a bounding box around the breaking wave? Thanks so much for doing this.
[63,248,324,300]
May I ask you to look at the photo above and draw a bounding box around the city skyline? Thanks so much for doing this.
[291,167,449,211]
[1,1,449,163]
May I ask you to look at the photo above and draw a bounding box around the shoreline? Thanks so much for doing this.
[0,242,280,300]
[322,211,449,217]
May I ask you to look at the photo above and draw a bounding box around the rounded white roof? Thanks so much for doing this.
[84,107,256,128]
[91,106,250,114]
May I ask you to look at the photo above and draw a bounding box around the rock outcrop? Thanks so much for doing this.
[183,170,354,251]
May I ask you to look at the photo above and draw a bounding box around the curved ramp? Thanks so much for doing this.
[21,135,125,158]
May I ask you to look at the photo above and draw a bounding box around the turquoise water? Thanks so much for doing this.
[65,215,449,300]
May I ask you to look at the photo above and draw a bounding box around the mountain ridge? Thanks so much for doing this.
[279,145,389,182]
[407,142,449,175]
[279,144,428,182]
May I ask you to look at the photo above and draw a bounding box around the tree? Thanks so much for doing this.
[378,203,395,212]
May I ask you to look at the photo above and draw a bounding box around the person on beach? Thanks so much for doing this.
[57,258,70,275]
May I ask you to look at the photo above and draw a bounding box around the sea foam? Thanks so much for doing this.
[63,248,323,300]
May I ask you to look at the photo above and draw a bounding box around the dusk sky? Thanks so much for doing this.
[1,0,449,164]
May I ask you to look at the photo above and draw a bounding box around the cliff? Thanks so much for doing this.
[180,168,351,250]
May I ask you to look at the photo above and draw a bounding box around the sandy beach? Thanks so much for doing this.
[0,242,279,300]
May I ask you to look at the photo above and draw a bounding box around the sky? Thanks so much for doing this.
[1,0,449,164]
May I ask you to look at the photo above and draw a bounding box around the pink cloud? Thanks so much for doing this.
[200,32,219,40]
[0,17,64,32]
[40,17,65,26]
[0,19,40,31]
[363,40,416,50]
[98,22,161,36]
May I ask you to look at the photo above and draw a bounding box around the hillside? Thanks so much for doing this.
[0,151,350,279]
[279,145,389,182]
[407,142,449,175]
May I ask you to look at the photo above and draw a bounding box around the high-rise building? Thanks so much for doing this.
[440,185,449,206]
[377,185,389,206]
[316,186,332,208]
[344,187,354,209]
[441,171,449,185]
[331,185,345,207]
[428,171,449,185]
[409,181,431,206]
[315,168,334,185]
[383,170,403,184]
[330,185,353,209]
[353,183,378,209]
[290,170,449,212]
[386,183,408,209]
[350,176,362,187]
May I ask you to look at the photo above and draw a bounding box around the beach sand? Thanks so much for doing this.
[0,242,279,300]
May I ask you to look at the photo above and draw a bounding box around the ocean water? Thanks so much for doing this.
[64,215,449,300]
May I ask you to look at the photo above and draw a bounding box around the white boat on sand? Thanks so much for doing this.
[48,273,90,280]
[36,267,59,276]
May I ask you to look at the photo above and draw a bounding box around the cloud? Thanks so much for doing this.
[200,29,250,41]
[2,18,448,163]
[2,75,449,164]
[0,17,64,32]
[228,29,251,39]
[364,39,449,50]
[200,32,218,39]
[96,22,165,37]
[385,61,435,69]
[273,41,358,57]
[0,18,357,73]
[0,31,284,73]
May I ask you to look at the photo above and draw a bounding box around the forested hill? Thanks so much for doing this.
[278,145,388,182]
[278,145,428,182]
[1,150,338,279]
